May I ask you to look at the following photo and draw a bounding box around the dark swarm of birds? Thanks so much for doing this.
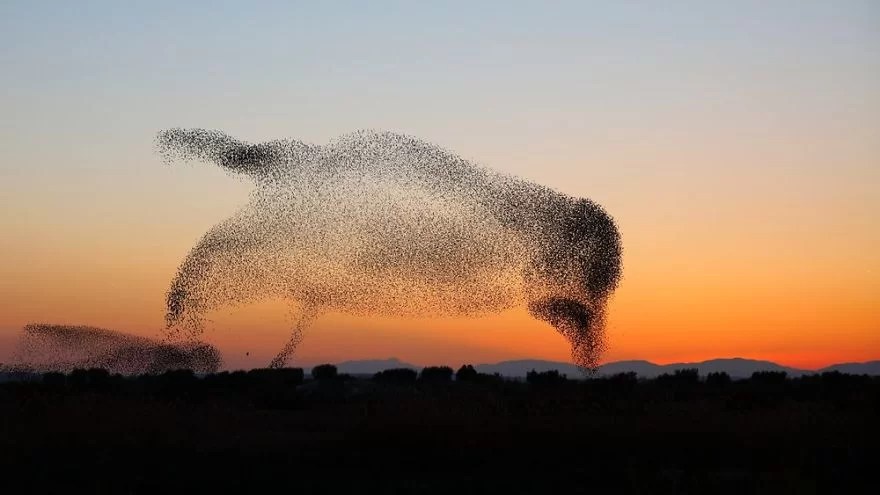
[7,129,621,374]
[7,324,220,375]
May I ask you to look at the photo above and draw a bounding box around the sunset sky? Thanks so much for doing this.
[1,1,878,370]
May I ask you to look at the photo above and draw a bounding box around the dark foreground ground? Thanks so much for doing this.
[0,367,876,494]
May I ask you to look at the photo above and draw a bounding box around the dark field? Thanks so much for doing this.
[1,367,876,494]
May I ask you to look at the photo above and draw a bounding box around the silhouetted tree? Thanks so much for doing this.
[248,367,304,387]
[68,368,111,389]
[42,372,66,387]
[455,364,478,382]
[420,366,453,383]
[158,369,197,397]
[656,368,700,400]
[311,364,338,380]
[609,371,638,384]
[819,370,870,388]
[750,371,787,384]
[657,368,700,384]
[162,369,196,381]
[526,369,567,385]
[608,371,638,392]
[587,372,638,400]
[480,372,505,384]
[203,370,250,390]
[373,368,417,385]
[706,371,731,386]
[245,368,304,409]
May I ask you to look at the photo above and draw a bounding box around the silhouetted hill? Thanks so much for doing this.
[328,357,824,378]
[475,359,582,377]
[660,358,808,379]
[332,357,418,375]
[6,357,880,380]
[820,360,880,375]
[471,357,809,378]
[596,360,663,377]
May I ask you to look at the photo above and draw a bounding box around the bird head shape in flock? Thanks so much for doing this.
[157,129,622,370]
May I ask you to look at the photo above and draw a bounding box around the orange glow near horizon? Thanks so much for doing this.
[2,221,877,371]
[2,164,879,372]
[1,92,877,372]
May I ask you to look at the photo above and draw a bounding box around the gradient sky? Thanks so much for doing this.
[1,1,878,370]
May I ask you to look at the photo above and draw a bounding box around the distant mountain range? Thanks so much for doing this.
[820,361,880,376]
[334,358,419,375]
[330,357,880,379]
[4,357,878,380]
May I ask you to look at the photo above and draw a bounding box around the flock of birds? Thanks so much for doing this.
[6,129,621,374]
